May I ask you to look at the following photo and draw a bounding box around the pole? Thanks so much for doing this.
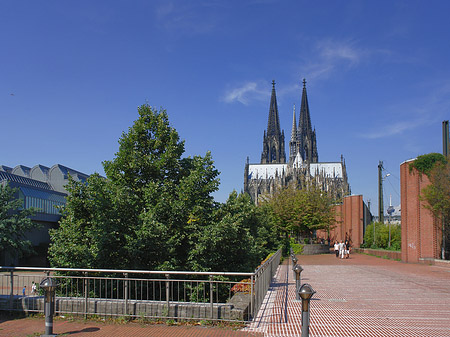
[301,305,310,337]
[442,121,449,259]
[378,161,384,224]
[44,291,54,336]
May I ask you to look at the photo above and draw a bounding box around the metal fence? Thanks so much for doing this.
[0,249,281,322]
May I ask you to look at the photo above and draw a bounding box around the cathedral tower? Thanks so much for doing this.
[261,80,286,164]
[298,79,318,163]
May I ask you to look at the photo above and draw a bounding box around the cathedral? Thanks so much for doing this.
[244,79,350,203]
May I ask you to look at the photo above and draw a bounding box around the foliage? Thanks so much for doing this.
[49,104,278,273]
[263,185,336,241]
[289,237,303,255]
[420,158,450,258]
[0,184,39,260]
[362,222,401,250]
[49,104,220,270]
[188,191,281,272]
[409,153,446,176]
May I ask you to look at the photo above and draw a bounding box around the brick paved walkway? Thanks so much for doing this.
[246,253,450,337]
[1,253,449,336]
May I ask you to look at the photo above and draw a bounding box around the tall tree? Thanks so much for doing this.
[49,104,220,270]
[264,184,336,241]
[0,184,39,262]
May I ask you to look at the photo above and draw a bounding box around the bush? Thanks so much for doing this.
[362,222,401,250]
[289,237,303,255]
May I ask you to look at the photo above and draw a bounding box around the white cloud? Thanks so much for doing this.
[154,1,221,37]
[360,81,450,139]
[222,82,269,105]
[302,39,368,81]
[361,117,429,139]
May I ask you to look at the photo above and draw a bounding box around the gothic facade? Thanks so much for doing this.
[244,79,350,203]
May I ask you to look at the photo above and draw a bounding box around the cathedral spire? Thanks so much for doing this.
[261,80,286,164]
[267,80,281,137]
[298,78,318,163]
[289,104,298,163]
[298,78,312,134]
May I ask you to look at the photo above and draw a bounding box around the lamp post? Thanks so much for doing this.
[376,161,390,247]
[293,264,303,300]
[387,195,395,248]
[298,283,316,337]
[292,256,298,266]
[39,277,58,337]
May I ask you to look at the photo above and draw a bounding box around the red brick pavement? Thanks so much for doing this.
[0,316,263,336]
[246,253,450,337]
[1,253,449,336]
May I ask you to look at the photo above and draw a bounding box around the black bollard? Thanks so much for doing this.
[293,264,303,300]
[39,277,58,337]
[298,283,315,337]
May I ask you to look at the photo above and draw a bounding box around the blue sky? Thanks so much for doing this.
[1,1,450,215]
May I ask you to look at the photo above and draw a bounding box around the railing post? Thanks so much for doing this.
[124,273,128,316]
[9,270,13,310]
[84,272,89,318]
[250,274,254,319]
[165,274,170,317]
[209,275,214,319]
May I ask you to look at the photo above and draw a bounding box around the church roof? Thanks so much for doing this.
[248,163,287,180]
[247,162,344,180]
[309,162,343,178]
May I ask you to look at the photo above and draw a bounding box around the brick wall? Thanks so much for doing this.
[400,160,440,262]
[322,195,365,247]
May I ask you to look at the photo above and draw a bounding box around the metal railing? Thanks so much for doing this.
[0,249,281,322]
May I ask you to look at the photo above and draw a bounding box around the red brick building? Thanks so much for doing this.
[319,194,371,248]
[400,159,441,262]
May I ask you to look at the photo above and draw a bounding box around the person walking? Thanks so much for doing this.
[345,240,351,259]
[31,281,37,295]
[334,241,339,258]
[22,286,26,296]
[339,240,345,259]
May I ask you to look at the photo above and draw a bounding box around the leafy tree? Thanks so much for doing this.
[49,104,220,270]
[264,185,336,243]
[188,191,281,272]
[419,157,450,259]
[0,184,39,262]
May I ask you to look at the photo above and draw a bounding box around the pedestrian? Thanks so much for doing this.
[334,241,339,258]
[22,286,26,296]
[31,281,37,295]
[339,240,345,259]
[345,240,351,259]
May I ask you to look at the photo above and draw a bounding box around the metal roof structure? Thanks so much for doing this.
[0,171,52,190]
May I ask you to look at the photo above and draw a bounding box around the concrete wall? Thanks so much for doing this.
[400,160,441,263]
[1,296,248,321]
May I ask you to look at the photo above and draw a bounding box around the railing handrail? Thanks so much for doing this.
[0,266,254,277]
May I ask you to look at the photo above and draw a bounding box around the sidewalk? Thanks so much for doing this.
[1,253,450,336]
[245,253,450,337]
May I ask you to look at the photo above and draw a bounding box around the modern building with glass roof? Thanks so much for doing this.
[0,164,89,265]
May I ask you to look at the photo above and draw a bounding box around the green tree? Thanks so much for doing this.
[419,156,450,259]
[189,191,280,272]
[0,184,39,262]
[264,185,336,243]
[49,104,220,270]
[363,222,401,250]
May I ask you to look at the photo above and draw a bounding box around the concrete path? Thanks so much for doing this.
[1,253,449,336]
